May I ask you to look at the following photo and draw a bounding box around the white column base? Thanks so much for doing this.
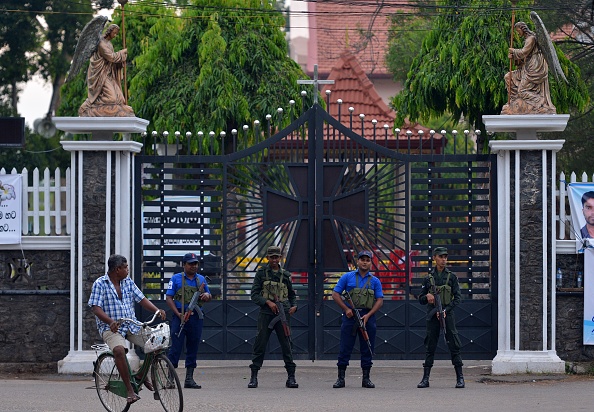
[58,350,141,374]
[491,350,565,375]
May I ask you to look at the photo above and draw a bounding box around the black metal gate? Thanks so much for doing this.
[134,102,497,360]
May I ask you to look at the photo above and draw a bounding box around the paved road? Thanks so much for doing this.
[1,360,593,412]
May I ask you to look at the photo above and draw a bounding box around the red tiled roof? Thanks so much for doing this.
[322,52,394,127]
[321,52,441,147]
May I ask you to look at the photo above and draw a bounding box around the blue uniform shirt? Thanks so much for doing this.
[166,272,211,311]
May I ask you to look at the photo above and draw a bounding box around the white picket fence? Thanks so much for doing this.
[0,167,71,236]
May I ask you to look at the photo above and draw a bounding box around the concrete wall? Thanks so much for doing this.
[0,251,591,373]
[555,253,594,361]
[0,249,71,373]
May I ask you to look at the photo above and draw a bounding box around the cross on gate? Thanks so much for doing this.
[264,164,367,269]
[297,64,334,104]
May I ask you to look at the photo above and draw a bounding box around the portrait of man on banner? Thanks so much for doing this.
[568,183,594,250]
[567,182,594,345]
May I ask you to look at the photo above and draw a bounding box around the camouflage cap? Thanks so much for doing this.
[433,246,448,256]
[267,246,282,256]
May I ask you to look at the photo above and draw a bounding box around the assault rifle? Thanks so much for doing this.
[177,282,205,338]
[427,284,448,345]
[268,295,292,351]
[343,289,374,355]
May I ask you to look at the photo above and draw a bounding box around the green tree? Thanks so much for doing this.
[0,1,44,111]
[390,0,589,152]
[386,13,432,83]
[126,0,312,151]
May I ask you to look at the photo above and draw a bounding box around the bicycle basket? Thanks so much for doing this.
[142,322,171,354]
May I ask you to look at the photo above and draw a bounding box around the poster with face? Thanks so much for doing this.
[567,183,594,345]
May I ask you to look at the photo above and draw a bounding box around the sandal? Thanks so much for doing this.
[126,394,141,405]
[143,379,154,392]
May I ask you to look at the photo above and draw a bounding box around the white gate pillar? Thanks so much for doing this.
[485,114,568,374]
[54,117,147,374]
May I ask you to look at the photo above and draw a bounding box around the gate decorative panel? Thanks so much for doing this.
[134,103,497,360]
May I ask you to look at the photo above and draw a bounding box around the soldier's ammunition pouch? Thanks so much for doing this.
[350,275,374,309]
[174,285,198,303]
[261,270,288,302]
[262,280,288,301]
[430,272,452,305]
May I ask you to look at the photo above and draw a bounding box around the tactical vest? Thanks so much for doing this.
[173,275,204,308]
[429,271,453,305]
[261,269,289,302]
[349,274,375,310]
[173,284,198,303]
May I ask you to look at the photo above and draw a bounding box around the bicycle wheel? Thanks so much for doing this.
[151,354,183,412]
[94,352,131,412]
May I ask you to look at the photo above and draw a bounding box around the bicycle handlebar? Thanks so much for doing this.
[116,310,161,328]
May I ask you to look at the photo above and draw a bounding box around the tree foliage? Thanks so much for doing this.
[59,0,312,151]
[0,1,44,111]
[390,0,589,152]
[128,0,312,147]
[386,13,432,83]
[0,1,100,115]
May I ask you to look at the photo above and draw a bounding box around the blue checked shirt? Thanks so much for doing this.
[88,273,146,337]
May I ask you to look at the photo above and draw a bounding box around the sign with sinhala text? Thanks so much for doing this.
[0,174,22,244]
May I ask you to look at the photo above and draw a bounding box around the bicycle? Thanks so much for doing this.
[92,311,183,412]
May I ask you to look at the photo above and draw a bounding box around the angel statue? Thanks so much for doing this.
[501,11,568,115]
[66,15,134,117]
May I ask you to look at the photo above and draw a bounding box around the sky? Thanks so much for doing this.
[18,76,52,128]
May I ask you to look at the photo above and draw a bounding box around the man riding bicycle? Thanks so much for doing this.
[89,254,166,405]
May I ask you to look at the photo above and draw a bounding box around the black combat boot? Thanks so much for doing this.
[286,371,299,388]
[184,367,201,389]
[454,365,465,388]
[248,369,258,388]
[332,366,346,388]
[361,368,375,388]
[417,366,431,388]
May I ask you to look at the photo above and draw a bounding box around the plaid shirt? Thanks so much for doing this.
[88,273,145,337]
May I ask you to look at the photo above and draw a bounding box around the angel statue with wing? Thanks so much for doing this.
[66,16,134,117]
[501,12,568,115]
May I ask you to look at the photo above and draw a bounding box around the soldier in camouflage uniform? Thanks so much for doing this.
[248,246,298,388]
[417,246,465,389]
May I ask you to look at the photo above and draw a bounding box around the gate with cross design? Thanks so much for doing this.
[134,101,497,361]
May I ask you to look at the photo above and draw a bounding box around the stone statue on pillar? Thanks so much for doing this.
[501,12,568,115]
[66,15,134,117]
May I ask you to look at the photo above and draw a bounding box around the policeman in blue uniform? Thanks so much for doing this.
[331,250,384,388]
[166,252,212,389]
